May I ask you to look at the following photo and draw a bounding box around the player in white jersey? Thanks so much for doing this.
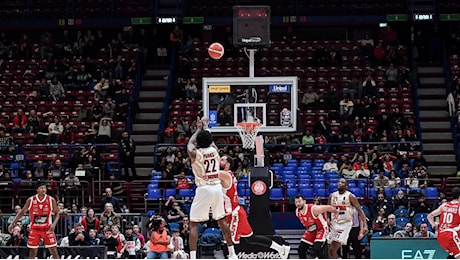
[187,117,237,259]
[327,178,368,259]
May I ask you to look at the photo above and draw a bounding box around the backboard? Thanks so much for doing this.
[202,76,298,133]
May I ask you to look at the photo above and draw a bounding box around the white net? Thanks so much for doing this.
[236,122,262,150]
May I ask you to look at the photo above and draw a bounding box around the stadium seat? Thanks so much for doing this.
[347,181,356,188]
[298,181,311,189]
[270,188,284,200]
[349,188,363,198]
[169,222,180,231]
[179,189,194,199]
[146,210,156,216]
[372,232,382,238]
[313,181,326,189]
[286,181,297,189]
[287,188,299,197]
[315,188,327,198]
[394,208,410,218]
[396,217,409,228]
[165,189,176,198]
[300,188,315,200]
[147,189,162,200]
[425,187,438,199]
[384,188,393,198]
[148,182,158,189]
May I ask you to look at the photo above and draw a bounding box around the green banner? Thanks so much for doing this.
[131,17,152,25]
[440,13,460,21]
[371,238,448,259]
[387,14,408,21]
[183,17,204,24]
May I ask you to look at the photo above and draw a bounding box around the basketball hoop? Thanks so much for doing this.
[236,122,262,150]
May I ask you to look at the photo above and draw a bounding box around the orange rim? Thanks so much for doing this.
[236,122,262,133]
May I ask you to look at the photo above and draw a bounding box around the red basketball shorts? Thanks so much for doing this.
[438,230,460,258]
[27,228,57,248]
[226,206,253,244]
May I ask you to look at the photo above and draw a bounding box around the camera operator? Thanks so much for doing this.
[147,216,170,259]
[69,223,90,246]
[6,226,27,246]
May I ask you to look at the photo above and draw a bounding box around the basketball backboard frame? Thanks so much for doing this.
[202,76,298,133]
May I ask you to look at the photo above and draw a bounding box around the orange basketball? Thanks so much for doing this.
[208,42,224,59]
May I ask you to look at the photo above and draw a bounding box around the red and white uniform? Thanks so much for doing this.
[328,190,354,245]
[222,171,253,244]
[27,194,57,248]
[296,204,329,245]
[437,201,460,258]
[190,147,226,222]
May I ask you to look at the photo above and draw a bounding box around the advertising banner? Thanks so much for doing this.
[370,238,448,259]
[0,246,107,259]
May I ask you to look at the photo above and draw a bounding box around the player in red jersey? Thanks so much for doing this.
[218,155,290,259]
[8,181,60,259]
[295,194,339,259]
[428,187,460,258]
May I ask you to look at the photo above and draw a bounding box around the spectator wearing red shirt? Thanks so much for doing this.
[164,121,176,143]
[175,171,192,190]
[373,43,386,65]
[383,26,398,46]
[12,108,28,133]
[176,133,188,145]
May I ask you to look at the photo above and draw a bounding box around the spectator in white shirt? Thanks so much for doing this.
[323,156,339,173]
[48,116,63,143]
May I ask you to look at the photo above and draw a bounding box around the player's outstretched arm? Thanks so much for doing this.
[218,170,232,189]
[350,194,369,238]
[8,198,31,233]
[428,205,443,229]
[187,116,202,160]
[312,205,339,217]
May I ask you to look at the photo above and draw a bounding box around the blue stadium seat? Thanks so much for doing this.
[146,210,156,216]
[284,167,296,172]
[349,187,362,198]
[179,189,194,199]
[298,173,311,180]
[270,188,284,200]
[165,189,176,198]
[394,208,410,218]
[169,222,180,231]
[425,187,438,199]
[372,232,382,238]
[152,175,162,180]
[273,163,284,168]
[300,159,312,166]
[300,188,315,200]
[298,181,311,189]
[148,182,158,189]
[396,217,409,228]
[287,188,299,197]
[147,189,162,200]
[315,188,327,198]
[348,181,356,188]
[384,188,393,198]
[286,181,297,189]
[328,182,338,190]
[313,181,326,189]
[237,182,246,189]
[237,187,245,196]
[414,213,428,221]
[283,174,296,182]
[357,180,366,189]
[287,159,298,165]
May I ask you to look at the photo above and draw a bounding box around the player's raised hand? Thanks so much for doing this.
[201,116,209,130]
[197,116,203,130]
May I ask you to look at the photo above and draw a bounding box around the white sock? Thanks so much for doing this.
[190,250,197,259]
[228,245,236,256]
[270,241,283,253]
